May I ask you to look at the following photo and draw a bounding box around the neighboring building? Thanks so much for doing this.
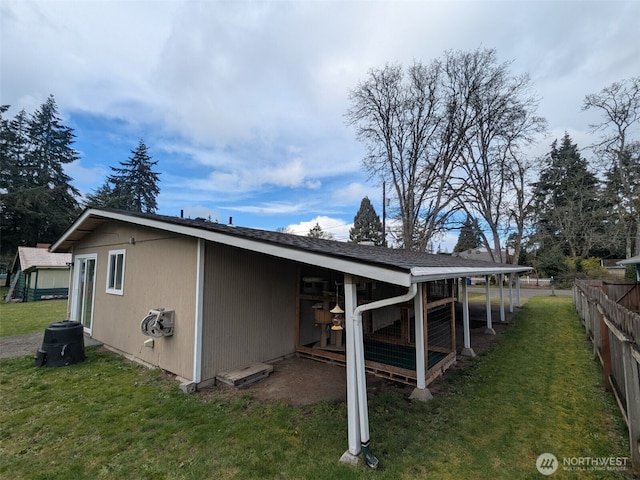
[601,259,626,278]
[51,208,530,389]
[5,246,71,302]
[452,247,514,264]
[618,255,640,281]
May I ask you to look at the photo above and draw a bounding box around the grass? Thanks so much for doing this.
[0,298,67,337]
[0,295,632,479]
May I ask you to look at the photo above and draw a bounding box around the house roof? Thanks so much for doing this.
[51,208,531,287]
[618,255,640,266]
[14,246,72,273]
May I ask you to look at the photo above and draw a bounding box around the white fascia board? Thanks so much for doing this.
[410,265,532,283]
[59,210,413,286]
[50,209,97,252]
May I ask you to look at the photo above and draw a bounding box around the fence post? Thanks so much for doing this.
[599,311,612,392]
[622,342,640,473]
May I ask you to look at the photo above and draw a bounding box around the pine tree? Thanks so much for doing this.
[453,216,482,252]
[532,133,604,258]
[88,140,160,213]
[349,197,384,245]
[307,222,333,240]
[0,96,81,254]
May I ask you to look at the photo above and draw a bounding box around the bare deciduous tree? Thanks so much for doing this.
[346,59,469,251]
[583,77,640,258]
[447,49,546,263]
[347,48,545,259]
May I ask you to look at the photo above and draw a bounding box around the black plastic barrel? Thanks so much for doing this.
[34,321,86,367]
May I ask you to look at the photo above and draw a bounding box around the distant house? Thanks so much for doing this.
[618,255,640,281]
[6,246,72,302]
[601,259,626,278]
[451,246,514,264]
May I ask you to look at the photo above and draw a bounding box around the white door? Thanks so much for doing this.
[71,255,97,333]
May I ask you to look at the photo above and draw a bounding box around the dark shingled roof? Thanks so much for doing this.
[70,208,522,275]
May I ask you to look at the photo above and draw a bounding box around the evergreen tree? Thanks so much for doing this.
[532,133,604,259]
[599,142,640,258]
[88,140,160,213]
[0,96,81,254]
[307,222,333,240]
[453,216,482,252]
[349,197,384,245]
[85,182,116,209]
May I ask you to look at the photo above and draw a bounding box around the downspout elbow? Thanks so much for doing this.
[353,283,418,322]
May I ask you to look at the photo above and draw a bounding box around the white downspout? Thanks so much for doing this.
[192,239,205,384]
[349,282,418,469]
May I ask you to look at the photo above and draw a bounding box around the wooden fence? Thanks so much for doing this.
[574,280,640,474]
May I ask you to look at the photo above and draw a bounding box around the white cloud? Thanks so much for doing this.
[228,201,306,215]
[3,0,640,237]
[287,216,352,241]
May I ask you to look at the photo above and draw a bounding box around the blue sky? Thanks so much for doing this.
[2,0,639,250]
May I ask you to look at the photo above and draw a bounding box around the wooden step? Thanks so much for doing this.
[216,362,274,387]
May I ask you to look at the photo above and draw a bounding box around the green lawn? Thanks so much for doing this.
[0,298,67,337]
[0,296,632,479]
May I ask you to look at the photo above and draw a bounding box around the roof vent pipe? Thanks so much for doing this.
[228,216,233,225]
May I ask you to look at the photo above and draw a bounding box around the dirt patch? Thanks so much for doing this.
[201,303,518,406]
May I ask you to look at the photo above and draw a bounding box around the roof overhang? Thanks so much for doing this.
[617,256,640,266]
[51,209,531,287]
[410,265,532,284]
[52,210,413,285]
[23,265,70,274]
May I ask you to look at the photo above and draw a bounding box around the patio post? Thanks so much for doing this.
[499,274,506,322]
[340,275,361,465]
[460,278,475,357]
[508,273,514,313]
[485,276,495,335]
[410,283,432,401]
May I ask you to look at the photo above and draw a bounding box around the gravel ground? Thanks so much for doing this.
[0,332,102,360]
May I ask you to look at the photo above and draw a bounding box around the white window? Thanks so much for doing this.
[106,249,126,295]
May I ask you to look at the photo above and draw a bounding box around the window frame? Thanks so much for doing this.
[106,249,126,295]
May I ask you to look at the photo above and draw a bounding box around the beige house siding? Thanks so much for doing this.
[28,269,69,289]
[200,241,297,381]
[70,221,198,380]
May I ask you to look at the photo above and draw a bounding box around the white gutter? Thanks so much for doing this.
[348,282,418,469]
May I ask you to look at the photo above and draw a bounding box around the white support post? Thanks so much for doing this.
[508,273,514,313]
[516,274,522,307]
[499,274,506,323]
[485,275,495,334]
[460,278,475,357]
[340,275,361,465]
[192,239,205,384]
[410,283,432,401]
